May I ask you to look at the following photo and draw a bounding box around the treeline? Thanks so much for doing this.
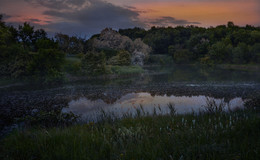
[119,22,260,64]
[0,15,65,82]
[1,14,260,82]
[0,16,135,81]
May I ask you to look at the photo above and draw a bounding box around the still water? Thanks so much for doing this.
[63,92,244,121]
[0,65,259,124]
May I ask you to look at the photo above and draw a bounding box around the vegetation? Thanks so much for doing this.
[110,65,144,75]
[1,13,260,82]
[119,23,260,65]
[0,16,65,82]
[81,51,107,75]
[0,100,259,160]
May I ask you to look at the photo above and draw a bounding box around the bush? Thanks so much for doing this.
[173,49,194,64]
[81,51,108,75]
[208,41,233,63]
[107,50,131,66]
[110,65,144,75]
[28,49,65,78]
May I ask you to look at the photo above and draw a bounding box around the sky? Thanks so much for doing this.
[1,0,260,37]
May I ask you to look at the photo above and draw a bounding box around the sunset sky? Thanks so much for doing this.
[1,0,260,37]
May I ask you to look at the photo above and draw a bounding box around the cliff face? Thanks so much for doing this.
[92,28,151,65]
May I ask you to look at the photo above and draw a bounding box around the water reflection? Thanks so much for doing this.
[63,92,244,121]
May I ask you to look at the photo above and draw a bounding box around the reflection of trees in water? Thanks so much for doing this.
[149,65,259,83]
[0,83,258,131]
[79,84,258,104]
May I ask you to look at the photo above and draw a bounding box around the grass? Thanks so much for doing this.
[1,105,259,160]
[63,56,144,76]
[110,65,144,75]
[0,78,23,87]
[63,56,81,74]
[216,64,260,72]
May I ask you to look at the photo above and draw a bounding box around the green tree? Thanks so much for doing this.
[81,51,107,75]
[249,43,260,63]
[173,49,194,64]
[208,41,233,63]
[28,47,65,80]
[18,22,34,49]
[187,34,210,59]
[107,50,131,66]
[232,43,249,64]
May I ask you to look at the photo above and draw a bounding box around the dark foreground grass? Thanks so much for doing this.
[1,109,259,160]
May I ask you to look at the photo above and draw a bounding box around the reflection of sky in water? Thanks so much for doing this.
[63,92,244,122]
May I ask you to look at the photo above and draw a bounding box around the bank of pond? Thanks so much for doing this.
[0,102,259,160]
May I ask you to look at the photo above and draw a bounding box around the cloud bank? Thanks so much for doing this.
[21,0,201,36]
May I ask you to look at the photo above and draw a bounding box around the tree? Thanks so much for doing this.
[18,22,34,49]
[173,49,194,64]
[107,50,131,66]
[81,51,107,75]
[208,41,233,63]
[249,43,260,63]
[227,21,235,28]
[55,33,70,53]
[232,43,249,64]
[187,34,210,59]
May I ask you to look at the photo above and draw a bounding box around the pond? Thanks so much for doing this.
[0,65,259,129]
[63,92,244,122]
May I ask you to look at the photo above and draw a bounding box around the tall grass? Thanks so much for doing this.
[0,100,259,160]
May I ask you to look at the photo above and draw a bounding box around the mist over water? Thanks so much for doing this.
[0,65,259,126]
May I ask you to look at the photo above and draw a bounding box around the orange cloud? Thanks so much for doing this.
[133,0,260,27]
[1,0,52,25]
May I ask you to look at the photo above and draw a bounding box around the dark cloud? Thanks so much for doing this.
[24,0,145,36]
[1,13,12,20]
[25,0,89,10]
[28,18,41,22]
[3,0,203,36]
[149,16,200,26]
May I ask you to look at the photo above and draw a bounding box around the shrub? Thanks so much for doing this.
[107,50,131,66]
[81,51,108,75]
[173,49,194,64]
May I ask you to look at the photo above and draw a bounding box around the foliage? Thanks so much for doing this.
[1,108,258,160]
[107,50,131,66]
[119,22,260,64]
[0,16,65,82]
[208,41,233,64]
[55,33,84,55]
[173,49,194,64]
[110,65,144,75]
[81,51,108,75]
[28,48,65,79]
[0,44,31,77]
[63,56,81,74]
[20,110,79,128]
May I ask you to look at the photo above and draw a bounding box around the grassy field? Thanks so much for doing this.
[1,105,259,160]
[110,65,144,75]
[64,56,144,76]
